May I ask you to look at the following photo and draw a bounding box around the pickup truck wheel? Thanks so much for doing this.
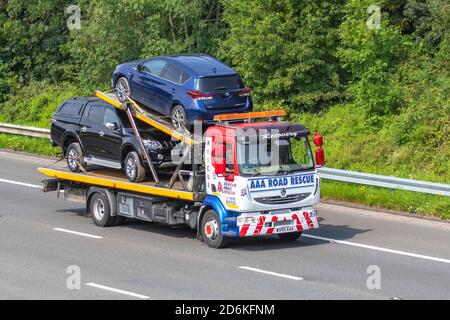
[277,232,303,241]
[90,192,116,227]
[201,210,229,249]
[66,142,86,172]
[124,151,146,183]
[116,77,131,102]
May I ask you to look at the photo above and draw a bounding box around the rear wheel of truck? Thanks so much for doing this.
[201,210,229,249]
[124,151,146,183]
[115,77,131,102]
[66,142,86,173]
[277,232,303,241]
[89,192,116,227]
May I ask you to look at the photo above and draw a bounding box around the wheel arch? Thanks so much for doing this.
[112,73,127,88]
[62,132,84,154]
[86,187,118,217]
[121,143,147,168]
[171,102,184,111]
[196,195,227,239]
[121,143,137,164]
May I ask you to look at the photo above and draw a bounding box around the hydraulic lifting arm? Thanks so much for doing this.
[95,91,196,188]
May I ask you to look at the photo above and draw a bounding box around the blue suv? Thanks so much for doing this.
[112,54,253,129]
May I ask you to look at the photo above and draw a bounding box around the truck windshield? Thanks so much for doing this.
[236,137,314,176]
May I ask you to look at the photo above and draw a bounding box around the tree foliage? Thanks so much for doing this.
[220,0,344,112]
[65,0,224,87]
[0,0,448,181]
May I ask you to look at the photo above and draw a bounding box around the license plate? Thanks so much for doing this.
[275,226,296,233]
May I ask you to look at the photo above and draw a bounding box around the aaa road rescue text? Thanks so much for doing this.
[249,174,315,191]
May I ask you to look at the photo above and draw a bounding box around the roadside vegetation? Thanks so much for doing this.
[0,0,448,218]
[322,180,450,220]
[0,133,56,156]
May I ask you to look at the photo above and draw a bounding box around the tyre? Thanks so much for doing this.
[201,209,229,249]
[113,216,126,226]
[124,151,146,183]
[89,192,116,227]
[66,142,86,172]
[277,231,303,241]
[171,105,188,130]
[115,77,131,102]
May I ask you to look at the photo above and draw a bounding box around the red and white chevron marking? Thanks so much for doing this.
[238,210,319,237]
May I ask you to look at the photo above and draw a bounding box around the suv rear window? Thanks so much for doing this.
[58,102,82,116]
[197,75,244,92]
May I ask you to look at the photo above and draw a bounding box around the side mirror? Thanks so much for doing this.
[315,148,325,167]
[313,134,323,147]
[105,122,118,131]
[312,132,325,167]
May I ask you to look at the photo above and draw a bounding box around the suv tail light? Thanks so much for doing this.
[239,87,251,97]
[187,90,213,100]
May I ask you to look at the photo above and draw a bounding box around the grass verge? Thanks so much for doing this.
[322,180,450,220]
[0,133,57,157]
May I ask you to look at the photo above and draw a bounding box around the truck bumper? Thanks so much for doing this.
[236,209,319,237]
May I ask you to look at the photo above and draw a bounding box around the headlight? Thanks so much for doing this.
[143,139,162,150]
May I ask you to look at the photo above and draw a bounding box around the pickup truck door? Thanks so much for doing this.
[100,107,122,161]
[80,103,105,157]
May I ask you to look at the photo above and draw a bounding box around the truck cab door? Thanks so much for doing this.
[205,131,237,196]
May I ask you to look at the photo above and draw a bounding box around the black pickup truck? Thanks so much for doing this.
[50,97,177,182]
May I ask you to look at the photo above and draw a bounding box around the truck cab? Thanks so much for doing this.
[200,118,323,248]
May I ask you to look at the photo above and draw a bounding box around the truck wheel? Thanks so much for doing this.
[277,232,303,241]
[89,192,116,227]
[124,151,146,183]
[201,210,229,249]
[66,142,86,172]
[115,77,131,102]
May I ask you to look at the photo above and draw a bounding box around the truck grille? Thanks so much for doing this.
[254,193,310,205]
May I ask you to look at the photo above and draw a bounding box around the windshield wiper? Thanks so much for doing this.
[288,167,315,173]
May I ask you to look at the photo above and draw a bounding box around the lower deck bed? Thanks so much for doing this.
[38,162,201,201]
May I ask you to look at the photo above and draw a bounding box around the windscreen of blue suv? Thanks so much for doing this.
[112,54,253,129]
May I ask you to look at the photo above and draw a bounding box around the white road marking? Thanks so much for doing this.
[0,178,41,189]
[303,234,450,264]
[85,282,150,299]
[239,266,303,280]
[53,228,103,239]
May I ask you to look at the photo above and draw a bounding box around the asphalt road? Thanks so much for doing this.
[0,150,449,300]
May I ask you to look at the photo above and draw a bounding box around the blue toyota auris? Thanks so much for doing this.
[112,54,253,129]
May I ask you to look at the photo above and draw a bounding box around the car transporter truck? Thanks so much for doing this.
[38,91,325,248]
